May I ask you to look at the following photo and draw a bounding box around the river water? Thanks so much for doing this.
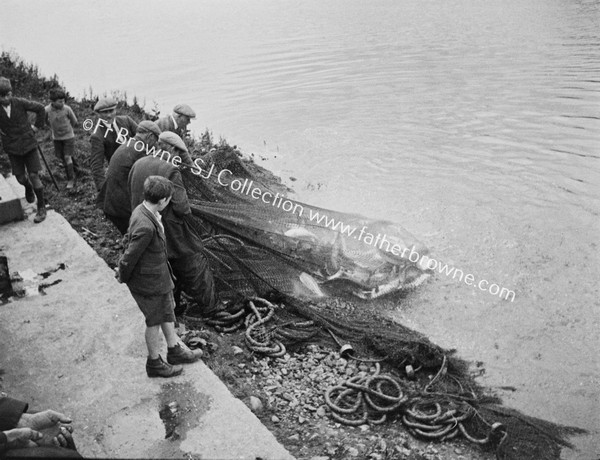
[2,0,599,457]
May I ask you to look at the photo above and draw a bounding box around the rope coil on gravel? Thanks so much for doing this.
[325,363,407,426]
[204,296,317,356]
[401,398,507,445]
[205,306,246,332]
[400,354,507,446]
[401,398,472,441]
[244,297,287,358]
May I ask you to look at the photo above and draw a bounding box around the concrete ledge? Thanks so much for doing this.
[0,174,24,224]
[0,211,293,459]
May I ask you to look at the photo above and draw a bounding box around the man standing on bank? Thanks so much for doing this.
[89,96,138,193]
[129,132,218,319]
[0,77,48,223]
[156,104,195,165]
[102,120,161,234]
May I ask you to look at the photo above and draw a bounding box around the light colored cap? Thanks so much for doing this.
[137,120,161,137]
[0,77,12,93]
[94,96,118,112]
[173,104,196,119]
[159,131,188,152]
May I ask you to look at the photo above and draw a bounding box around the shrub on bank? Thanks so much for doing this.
[0,51,62,100]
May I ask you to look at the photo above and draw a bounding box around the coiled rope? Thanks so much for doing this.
[401,399,506,444]
[401,355,508,446]
[244,297,287,358]
[325,363,407,426]
[205,305,246,332]
[203,296,317,357]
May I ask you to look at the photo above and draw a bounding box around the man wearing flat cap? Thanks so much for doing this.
[102,120,161,234]
[158,131,188,159]
[0,76,48,223]
[90,96,138,194]
[129,131,219,319]
[156,104,195,160]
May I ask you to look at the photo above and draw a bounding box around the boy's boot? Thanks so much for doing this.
[24,180,35,203]
[65,162,75,190]
[146,355,183,378]
[167,343,203,365]
[33,188,46,223]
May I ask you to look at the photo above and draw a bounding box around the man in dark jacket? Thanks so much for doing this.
[0,77,47,223]
[128,132,218,318]
[102,120,161,234]
[117,176,202,378]
[89,96,138,194]
[0,396,81,458]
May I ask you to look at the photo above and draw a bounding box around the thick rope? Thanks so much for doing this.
[325,363,407,426]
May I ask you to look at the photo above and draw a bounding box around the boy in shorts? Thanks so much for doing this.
[116,175,202,378]
[0,76,47,223]
[45,88,78,189]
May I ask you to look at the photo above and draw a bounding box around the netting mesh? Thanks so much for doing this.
[181,148,584,459]
[184,148,430,301]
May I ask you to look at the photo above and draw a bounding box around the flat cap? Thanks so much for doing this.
[0,77,12,93]
[94,96,118,112]
[137,120,161,137]
[173,104,196,119]
[159,131,188,152]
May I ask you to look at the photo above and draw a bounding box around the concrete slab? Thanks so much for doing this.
[0,211,294,459]
[4,174,31,205]
[0,174,24,224]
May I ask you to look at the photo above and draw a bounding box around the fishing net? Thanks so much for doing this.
[185,147,431,298]
[181,146,584,459]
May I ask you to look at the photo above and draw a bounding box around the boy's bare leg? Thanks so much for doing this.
[160,322,179,348]
[161,322,196,352]
[163,322,203,365]
[145,325,162,359]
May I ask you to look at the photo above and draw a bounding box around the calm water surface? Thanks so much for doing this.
[2,1,599,457]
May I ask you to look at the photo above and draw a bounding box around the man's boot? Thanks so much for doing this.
[167,343,203,365]
[146,355,183,378]
[65,162,75,190]
[33,188,46,223]
[24,180,35,203]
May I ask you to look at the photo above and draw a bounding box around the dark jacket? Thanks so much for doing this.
[129,155,203,259]
[90,115,138,191]
[118,203,174,295]
[102,140,148,217]
[0,98,45,156]
[0,397,29,454]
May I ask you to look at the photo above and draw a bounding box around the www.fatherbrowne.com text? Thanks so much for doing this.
[84,118,516,302]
